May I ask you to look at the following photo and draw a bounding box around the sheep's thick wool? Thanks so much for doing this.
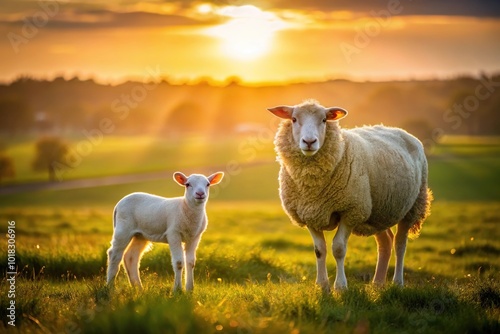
[274,117,432,238]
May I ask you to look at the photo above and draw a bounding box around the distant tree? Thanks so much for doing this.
[401,119,437,153]
[32,136,69,181]
[0,97,33,134]
[165,102,204,136]
[401,119,435,141]
[0,154,15,184]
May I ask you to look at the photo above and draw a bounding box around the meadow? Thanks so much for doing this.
[1,135,499,333]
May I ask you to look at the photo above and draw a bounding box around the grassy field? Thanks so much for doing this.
[0,135,499,333]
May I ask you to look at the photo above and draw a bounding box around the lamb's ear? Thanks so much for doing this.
[208,172,224,185]
[267,106,294,119]
[326,107,348,121]
[173,172,188,186]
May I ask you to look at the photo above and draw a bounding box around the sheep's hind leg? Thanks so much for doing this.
[107,232,133,287]
[123,235,150,289]
[393,222,410,286]
[373,228,394,285]
[332,223,352,290]
[308,227,330,292]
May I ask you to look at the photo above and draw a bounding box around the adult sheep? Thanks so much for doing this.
[268,100,432,291]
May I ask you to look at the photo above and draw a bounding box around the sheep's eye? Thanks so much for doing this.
[322,118,327,123]
[292,117,297,123]
[206,183,210,187]
[185,183,191,188]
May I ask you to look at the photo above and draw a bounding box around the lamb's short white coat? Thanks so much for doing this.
[268,100,432,291]
[106,171,224,292]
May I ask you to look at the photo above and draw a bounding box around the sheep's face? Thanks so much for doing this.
[174,172,224,204]
[268,102,348,156]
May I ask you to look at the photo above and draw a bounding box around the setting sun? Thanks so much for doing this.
[206,5,286,61]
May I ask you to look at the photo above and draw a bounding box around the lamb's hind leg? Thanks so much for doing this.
[393,222,410,286]
[123,235,150,289]
[107,231,133,286]
[373,228,394,285]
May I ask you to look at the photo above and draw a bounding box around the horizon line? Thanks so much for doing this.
[2,70,500,87]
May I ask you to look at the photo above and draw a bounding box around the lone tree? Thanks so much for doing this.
[0,154,15,184]
[32,136,69,181]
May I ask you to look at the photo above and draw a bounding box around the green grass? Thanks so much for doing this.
[0,135,499,333]
[1,135,276,184]
[1,202,499,333]
[428,136,500,201]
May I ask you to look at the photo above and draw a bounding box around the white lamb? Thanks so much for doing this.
[268,100,432,291]
[106,171,224,292]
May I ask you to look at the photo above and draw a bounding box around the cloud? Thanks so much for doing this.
[0,1,220,29]
[1,0,499,32]
[266,0,500,18]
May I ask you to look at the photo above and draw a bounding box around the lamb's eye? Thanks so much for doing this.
[292,117,297,123]
[322,118,327,123]
[206,183,210,187]
[185,183,191,188]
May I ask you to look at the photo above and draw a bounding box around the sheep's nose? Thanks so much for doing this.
[302,138,317,148]
[195,191,205,197]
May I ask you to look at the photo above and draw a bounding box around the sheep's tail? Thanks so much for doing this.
[406,187,433,240]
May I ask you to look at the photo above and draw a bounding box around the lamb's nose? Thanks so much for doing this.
[302,138,317,148]
[196,191,205,197]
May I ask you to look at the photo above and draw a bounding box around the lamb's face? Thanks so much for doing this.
[173,172,224,204]
[268,101,348,156]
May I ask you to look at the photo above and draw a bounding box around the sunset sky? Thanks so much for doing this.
[1,0,500,84]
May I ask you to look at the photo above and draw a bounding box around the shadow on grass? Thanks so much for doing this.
[3,246,294,285]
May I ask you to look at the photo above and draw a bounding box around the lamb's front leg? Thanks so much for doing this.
[332,223,352,290]
[184,234,202,291]
[308,227,329,292]
[169,235,185,292]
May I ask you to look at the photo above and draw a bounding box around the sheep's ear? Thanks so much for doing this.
[267,106,294,119]
[208,172,224,185]
[173,172,188,186]
[326,107,348,121]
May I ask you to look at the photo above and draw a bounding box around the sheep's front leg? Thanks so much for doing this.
[169,235,185,292]
[308,227,329,292]
[184,234,201,291]
[332,223,352,290]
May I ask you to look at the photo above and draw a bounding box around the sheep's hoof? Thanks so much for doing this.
[392,280,404,287]
[315,281,331,294]
[320,285,331,294]
[372,279,386,287]
[333,282,348,291]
